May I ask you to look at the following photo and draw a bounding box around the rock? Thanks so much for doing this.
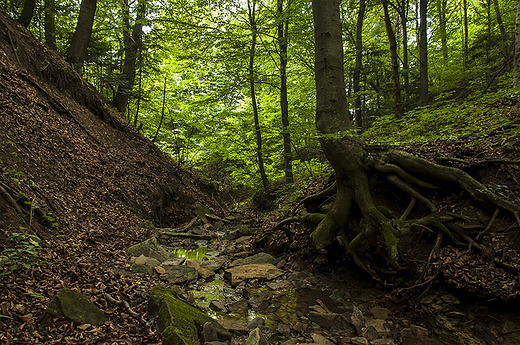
[226,299,249,312]
[203,322,219,342]
[130,263,152,274]
[351,306,365,335]
[202,256,227,271]
[330,289,347,303]
[244,327,268,345]
[311,333,335,345]
[194,204,212,219]
[217,319,248,332]
[209,301,227,312]
[363,325,379,341]
[247,317,265,330]
[276,259,287,268]
[133,254,147,265]
[235,235,252,243]
[351,337,369,345]
[149,286,231,345]
[266,280,289,290]
[371,339,395,345]
[162,258,186,266]
[230,252,276,267]
[248,290,271,310]
[47,288,106,326]
[420,295,437,304]
[224,264,283,286]
[161,265,198,284]
[309,312,337,329]
[365,319,392,337]
[154,266,167,275]
[446,311,465,318]
[277,322,291,336]
[410,324,429,337]
[293,321,307,333]
[197,266,215,279]
[186,260,201,269]
[127,237,170,262]
[370,307,391,320]
[440,294,460,305]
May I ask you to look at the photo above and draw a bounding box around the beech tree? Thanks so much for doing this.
[66,0,97,72]
[17,0,36,28]
[274,0,520,281]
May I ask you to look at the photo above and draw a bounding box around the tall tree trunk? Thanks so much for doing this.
[515,0,520,87]
[44,0,57,49]
[153,76,167,142]
[354,0,366,132]
[438,0,448,66]
[17,0,36,28]
[492,0,509,61]
[113,0,145,114]
[248,0,269,189]
[66,0,98,73]
[278,0,294,183]
[400,0,409,110]
[382,0,403,117]
[419,0,428,106]
[463,0,469,66]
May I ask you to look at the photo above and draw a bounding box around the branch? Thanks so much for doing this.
[104,292,153,336]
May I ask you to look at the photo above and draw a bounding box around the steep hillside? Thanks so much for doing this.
[0,10,220,342]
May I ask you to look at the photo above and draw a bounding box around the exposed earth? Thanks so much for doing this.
[2,7,520,345]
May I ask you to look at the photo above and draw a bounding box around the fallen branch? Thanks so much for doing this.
[104,292,153,336]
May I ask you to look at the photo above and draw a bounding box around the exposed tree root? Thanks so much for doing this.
[104,292,153,336]
[272,147,520,294]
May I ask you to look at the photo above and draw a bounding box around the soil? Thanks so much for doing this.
[1,7,520,345]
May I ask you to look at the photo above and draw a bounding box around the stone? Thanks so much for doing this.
[363,325,379,341]
[440,294,460,305]
[351,337,369,345]
[194,204,212,219]
[161,265,198,284]
[308,312,337,329]
[277,322,291,336]
[145,257,161,267]
[225,264,283,286]
[226,299,249,312]
[235,236,252,244]
[351,306,365,335]
[162,258,186,266]
[293,321,307,333]
[365,319,392,337]
[247,317,265,330]
[370,307,391,320]
[202,256,227,271]
[209,301,227,312]
[186,260,201,270]
[154,266,167,275]
[311,333,335,345]
[410,324,429,338]
[266,280,289,290]
[149,286,231,345]
[248,290,272,310]
[198,266,216,279]
[276,259,287,269]
[446,311,465,318]
[244,328,268,345]
[217,319,248,332]
[126,237,170,262]
[203,322,219,342]
[130,263,152,274]
[370,339,395,345]
[230,253,276,267]
[47,288,106,326]
[133,254,147,265]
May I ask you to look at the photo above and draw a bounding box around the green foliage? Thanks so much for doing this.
[0,232,42,276]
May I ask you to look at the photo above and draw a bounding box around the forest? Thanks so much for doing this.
[1,0,520,343]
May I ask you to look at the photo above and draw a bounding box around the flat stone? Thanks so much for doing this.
[130,263,151,274]
[266,280,289,290]
[249,290,271,310]
[226,299,249,312]
[244,327,268,345]
[203,321,219,342]
[293,321,307,333]
[351,337,369,345]
[371,339,395,345]
[370,307,391,320]
[198,266,215,279]
[217,319,248,332]
[230,252,276,267]
[154,266,166,274]
[202,256,227,271]
[440,294,460,305]
[186,259,201,269]
[308,312,337,329]
[47,288,106,326]
[248,317,265,330]
[126,237,169,262]
[363,325,379,341]
[350,306,365,335]
[277,322,291,336]
[145,257,161,267]
[133,254,147,265]
[162,258,186,266]
[311,333,335,345]
[365,319,392,337]
[225,264,283,286]
[410,324,429,337]
[161,265,198,284]
[209,301,227,312]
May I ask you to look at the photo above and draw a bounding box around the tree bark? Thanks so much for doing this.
[113,0,145,114]
[17,0,36,28]
[278,0,294,183]
[419,0,428,106]
[382,0,403,117]
[44,0,57,49]
[463,0,469,67]
[515,0,520,87]
[492,0,509,61]
[153,76,167,142]
[66,0,98,73]
[437,0,448,66]
[248,0,269,189]
[400,0,410,109]
[353,0,366,132]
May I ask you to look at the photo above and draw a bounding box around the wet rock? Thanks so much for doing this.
[126,237,170,262]
[370,307,391,320]
[248,290,272,310]
[161,265,198,284]
[230,252,276,267]
[217,319,248,332]
[351,306,365,335]
[311,333,335,345]
[277,322,291,336]
[244,327,268,345]
[226,299,249,312]
[351,337,369,345]
[47,288,106,326]
[203,322,219,342]
[210,301,227,312]
[224,264,283,286]
[149,286,231,345]
[247,317,265,330]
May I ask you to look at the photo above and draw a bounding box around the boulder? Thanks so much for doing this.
[244,328,268,345]
[149,286,231,345]
[161,265,198,284]
[224,264,283,286]
[47,288,106,326]
[229,252,276,267]
[127,237,170,262]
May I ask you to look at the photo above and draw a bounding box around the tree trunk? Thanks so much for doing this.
[492,0,509,61]
[400,0,409,110]
[153,76,167,142]
[437,0,448,66]
[44,0,57,49]
[419,0,428,106]
[515,0,520,87]
[113,0,145,114]
[382,0,403,117]
[278,0,294,184]
[248,0,269,189]
[66,0,98,73]
[17,0,36,28]
[353,0,366,132]
[463,0,469,66]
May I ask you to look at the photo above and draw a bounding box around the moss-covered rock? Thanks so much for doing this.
[47,288,107,325]
[126,237,170,262]
[149,286,231,345]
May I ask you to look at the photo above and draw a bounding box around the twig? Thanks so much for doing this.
[477,208,499,240]
[104,292,153,336]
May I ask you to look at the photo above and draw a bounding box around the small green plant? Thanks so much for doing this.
[0,232,42,276]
